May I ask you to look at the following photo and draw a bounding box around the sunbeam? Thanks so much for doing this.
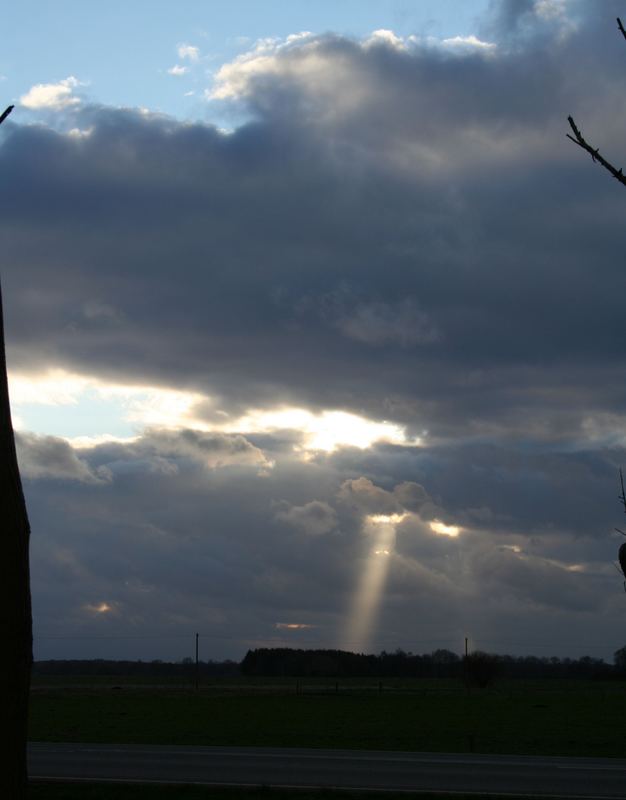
[343,513,406,652]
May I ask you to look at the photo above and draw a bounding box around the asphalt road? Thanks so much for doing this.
[28,742,626,797]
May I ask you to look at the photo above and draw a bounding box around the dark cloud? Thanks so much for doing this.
[24,431,625,661]
[6,0,626,659]
[274,499,338,535]
[337,476,433,517]
[16,431,110,483]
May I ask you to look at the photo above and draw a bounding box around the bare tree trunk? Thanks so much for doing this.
[0,103,32,797]
[0,282,32,797]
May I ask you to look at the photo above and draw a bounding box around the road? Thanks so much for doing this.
[28,742,626,797]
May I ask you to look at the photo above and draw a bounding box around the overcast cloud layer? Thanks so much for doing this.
[4,0,626,661]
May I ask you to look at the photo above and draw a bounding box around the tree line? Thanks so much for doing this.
[240,648,617,682]
[32,647,626,682]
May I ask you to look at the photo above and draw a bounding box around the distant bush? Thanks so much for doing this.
[463,651,500,688]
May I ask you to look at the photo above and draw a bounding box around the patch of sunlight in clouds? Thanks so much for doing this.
[430,520,461,537]
[369,513,408,525]
[220,407,417,453]
[9,370,418,455]
[275,623,316,630]
[84,602,114,615]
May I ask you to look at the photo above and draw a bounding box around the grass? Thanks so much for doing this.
[27,781,544,800]
[28,678,626,758]
[29,675,461,690]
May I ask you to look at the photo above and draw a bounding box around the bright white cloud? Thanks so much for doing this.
[210,29,495,102]
[68,433,139,448]
[20,76,82,110]
[10,370,93,405]
[98,383,203,429]
[364,29,407,50]
[177,44,200,62]
[430,520,461,538]
[167,65,188,76]
[440,34,496,51]
[222,407,415,453]
[9,369,415,458]
[210,32,315,100]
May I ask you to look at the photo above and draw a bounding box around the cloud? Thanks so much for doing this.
[364,29,408,50]
[20,76,82,110]
[482,0,579,44]
[16,432,110,483]
[167,65,188,76]
[334,299,441,347]
[274,500,338,535]
[177,44,200,62]
[209,32,315,100]
[6,1,626,660]
[142,428,271,470]
[9,369,204,435]
[337,477,433,518]
[209,28,499,103]
[24,428,621,661]
[440,34,497,52]
[89,428,272,475]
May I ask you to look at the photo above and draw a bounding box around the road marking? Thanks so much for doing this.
[35,745,626,771]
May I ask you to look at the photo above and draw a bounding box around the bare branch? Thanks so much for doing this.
[0,105,13,126]
[619,467,626,514]
[618,17,626,41]
[566,115,626,187]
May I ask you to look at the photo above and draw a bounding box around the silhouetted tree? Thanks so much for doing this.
[0,103,33,799]
[567,18,626,186]
[463,651,500,688]
[614,646,626,674]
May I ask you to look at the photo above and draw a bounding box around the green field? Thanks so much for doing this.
[28,677,626,758]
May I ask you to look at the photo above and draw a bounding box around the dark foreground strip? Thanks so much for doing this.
[28,776,625,800]
[28,743,626,798]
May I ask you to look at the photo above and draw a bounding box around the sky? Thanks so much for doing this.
[3,0,626,663]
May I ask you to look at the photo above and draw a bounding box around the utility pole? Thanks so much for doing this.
[195,632,199,691]
[464,637,469,691]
